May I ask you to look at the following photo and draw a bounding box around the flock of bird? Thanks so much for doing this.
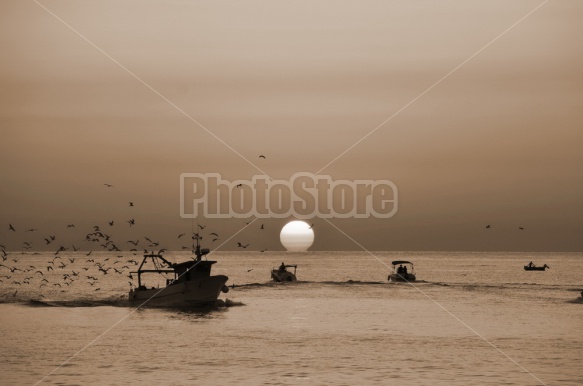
[0,180,275,299]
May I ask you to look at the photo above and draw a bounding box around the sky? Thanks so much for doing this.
[1,0,582,252]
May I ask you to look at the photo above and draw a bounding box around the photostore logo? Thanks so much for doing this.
[180,172,397,219]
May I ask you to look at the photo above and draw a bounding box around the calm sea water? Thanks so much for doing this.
[0,251,582,385]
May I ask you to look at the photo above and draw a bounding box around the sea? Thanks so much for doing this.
[0,251,581,386]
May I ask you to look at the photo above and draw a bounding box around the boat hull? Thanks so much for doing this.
[271,270,296,282]
[129,275,228,307]
[523,266,548,271]
[388,273,416,282]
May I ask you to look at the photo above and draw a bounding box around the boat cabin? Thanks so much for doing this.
[388,260,416,282]
[131,244,216,289]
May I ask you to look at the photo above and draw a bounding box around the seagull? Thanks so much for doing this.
[26,228,37,232]
[9,224,15,232]
[519,227,524,230]
[129,202,134,207]
[178,233,185,238]
[104,184,113,188]
[236,184,242,188]
[247,269,253,272]
[210,232,219,237]
[108,221,114,226]
[260,249,268,252]
[486,225,491,229]
[127,219,135,226]
[86,251,92,256]
[260,224,264,229]
[198,224,206,230]
[237,242,249,248]
[67,224,75,228]
[309,223,314,229]
[259,155,266,159]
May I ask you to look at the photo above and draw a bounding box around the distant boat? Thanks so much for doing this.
[388,260,416,282]
[524,263,549,271]
[128,240,229,307]
[271,264,297,282]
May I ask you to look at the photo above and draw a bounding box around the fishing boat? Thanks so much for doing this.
[388,260,416,282]
[524,263,549,271]
[271,263,297,282]
[128,239,229,307]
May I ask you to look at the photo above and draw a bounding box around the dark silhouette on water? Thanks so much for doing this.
[128,238,229,307]
[389,261,416,282]
[271,263,298,282]
[524,263,549,271]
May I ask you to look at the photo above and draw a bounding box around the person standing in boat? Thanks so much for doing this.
[528,261,534,268]
[279,262,287,272]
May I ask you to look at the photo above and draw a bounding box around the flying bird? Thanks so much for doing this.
[129,202,134,207]
[127,219,135,226]
[108,221,114,226]
[67,224,75,228]
[486,225,491,229]
[519,227,524,230]
[9,224,15,232]
[237,242,249,248]
[104,184,113,187]
[259,155,266,159]
[178,233,185,238]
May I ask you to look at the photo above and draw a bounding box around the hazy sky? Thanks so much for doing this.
[1,0,582,251]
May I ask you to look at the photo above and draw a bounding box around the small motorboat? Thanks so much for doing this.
[524,263,549,271]
[128,239,229,307]
[388,260,416,282]
[271,263,297,282]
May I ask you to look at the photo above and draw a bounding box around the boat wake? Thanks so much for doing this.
[22,297,129,308]
[18,296,246,309]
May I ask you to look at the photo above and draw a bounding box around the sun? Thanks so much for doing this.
[280,220,315,252]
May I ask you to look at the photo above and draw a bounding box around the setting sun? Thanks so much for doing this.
[280,220,314,252]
